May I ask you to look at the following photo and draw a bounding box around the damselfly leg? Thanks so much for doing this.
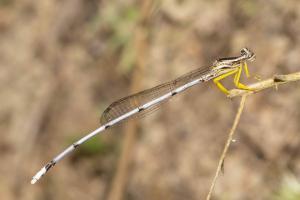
[213,62,253,95]
[213,68,240,94]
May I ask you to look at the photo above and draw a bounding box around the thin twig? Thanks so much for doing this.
[206,95,247,200]
[228,72,300,98]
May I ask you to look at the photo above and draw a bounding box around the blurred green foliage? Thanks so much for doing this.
[0,0,13,6]
[68,135,115,157]
[236,0,258,17]
[103,4,140,74]
[272,175,300,200]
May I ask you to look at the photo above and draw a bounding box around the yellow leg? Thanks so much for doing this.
[233,64,252,90]
[214,62,255,95]
[243,62,250,78]
[213,69,239,94]
[233,65,242,83]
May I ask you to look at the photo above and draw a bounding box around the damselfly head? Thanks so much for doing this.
[241,48,255,62]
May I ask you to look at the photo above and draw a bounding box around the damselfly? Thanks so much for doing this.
[31,48,256,184]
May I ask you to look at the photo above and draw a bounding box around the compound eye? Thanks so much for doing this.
[240,48,249,55]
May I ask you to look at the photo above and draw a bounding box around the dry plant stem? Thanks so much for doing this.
[228,72,300,98]
[206,71,300,200]
[206,95,247,200]
[106,1,152,200]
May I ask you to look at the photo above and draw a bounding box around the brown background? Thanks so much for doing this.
[1,0,300,200]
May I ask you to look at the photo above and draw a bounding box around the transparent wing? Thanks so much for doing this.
[100,66,212,124]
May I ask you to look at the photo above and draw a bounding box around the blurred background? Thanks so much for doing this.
[1,0,300,199]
